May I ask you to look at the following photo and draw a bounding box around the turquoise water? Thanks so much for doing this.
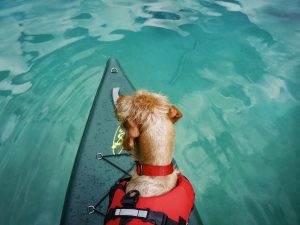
[0,0,299,224]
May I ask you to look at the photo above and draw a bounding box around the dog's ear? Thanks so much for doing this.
[124,118,140,150]
[168,105,183,123]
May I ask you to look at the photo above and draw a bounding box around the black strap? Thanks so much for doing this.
[105,208,187,225]
[121,190,140,208]
[178,217,187,225]
[120,218,133,225]
[108,177,131,205]
[148,211,186,225]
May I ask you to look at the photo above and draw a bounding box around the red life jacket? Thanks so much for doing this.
[104,174,195,225]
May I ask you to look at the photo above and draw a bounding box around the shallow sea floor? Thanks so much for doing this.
[0,0,299,225]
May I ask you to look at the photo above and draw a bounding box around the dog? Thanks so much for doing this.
[115,90,183,197]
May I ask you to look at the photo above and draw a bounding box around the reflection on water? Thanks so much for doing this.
[0,0,299,225]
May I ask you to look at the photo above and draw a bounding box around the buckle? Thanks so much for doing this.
[121,190,140,207]
[147,211,168,225]
[136,162,143,176]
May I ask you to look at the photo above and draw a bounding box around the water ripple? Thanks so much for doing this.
[0,1,299,225]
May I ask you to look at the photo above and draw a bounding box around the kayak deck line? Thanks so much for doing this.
[88,152,134,217]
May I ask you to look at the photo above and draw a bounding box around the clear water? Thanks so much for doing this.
[0,0,299,225]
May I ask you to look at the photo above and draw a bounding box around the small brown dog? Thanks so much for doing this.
[116,90,182,197]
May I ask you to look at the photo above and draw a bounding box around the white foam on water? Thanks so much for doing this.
[0,78,32,95]
[70,47,96,62]
[216,1,243,12]
[0,114,19,143]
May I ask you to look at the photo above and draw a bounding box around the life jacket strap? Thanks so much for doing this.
[105,207,187,225]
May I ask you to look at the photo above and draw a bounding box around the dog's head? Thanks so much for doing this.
[115,90,182,151]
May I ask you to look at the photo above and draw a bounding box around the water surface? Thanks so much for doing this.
[0,0,299,225]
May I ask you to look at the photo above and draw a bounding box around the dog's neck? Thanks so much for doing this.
[134,119,175,166]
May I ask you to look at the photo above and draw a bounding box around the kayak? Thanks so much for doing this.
[60,58,203,225]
